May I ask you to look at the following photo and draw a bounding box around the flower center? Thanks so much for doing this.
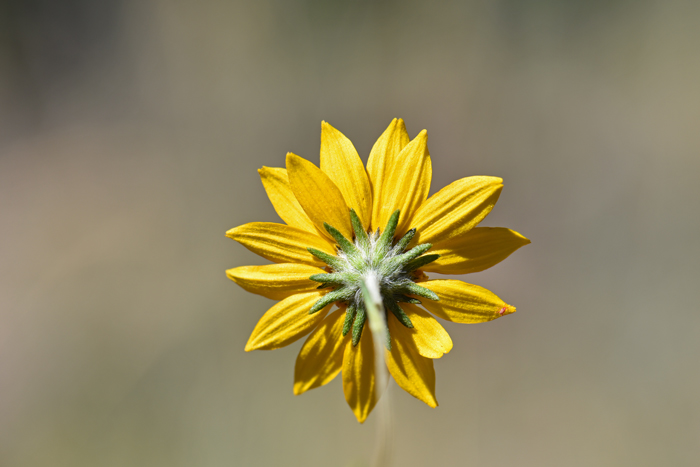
[307,209,440,349]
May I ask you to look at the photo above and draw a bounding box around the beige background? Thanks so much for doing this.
[1,1,699,465]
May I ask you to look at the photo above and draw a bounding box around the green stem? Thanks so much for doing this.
[360,272,392,467]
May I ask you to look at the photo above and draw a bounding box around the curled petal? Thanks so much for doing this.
[294,308,348,395]
[245,292,332,351]
[226,222,335,267]
[424,227,530,275]
[258,167,317,233]
[399,304,453,359]
[420,280,516,323]
[226,263,326,300]
[411,176,503,246]
[386,314,437,408]
[320,122,372,229]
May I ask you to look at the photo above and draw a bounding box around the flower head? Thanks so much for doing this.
[226,119,529,423]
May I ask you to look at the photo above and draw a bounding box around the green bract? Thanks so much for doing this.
[307,209,440,348]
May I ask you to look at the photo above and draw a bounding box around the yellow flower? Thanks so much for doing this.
[226,119,529,423]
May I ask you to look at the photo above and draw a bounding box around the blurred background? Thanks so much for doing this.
[1,0,699,465]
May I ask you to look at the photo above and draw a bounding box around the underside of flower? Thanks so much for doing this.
[225,118,529,423]
[307,208,440,349]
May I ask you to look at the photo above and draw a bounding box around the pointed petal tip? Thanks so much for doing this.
[354,412,369,424]
[383,117,406,133]
[225,226,241,239]
[245,334,266,351]
[477,176,504,185]
[285,152,302,163]
[499,305,516,316]
[419,392,438,408]
[509,229,532,246]
[245,337,269,351]
[411,129,428,144]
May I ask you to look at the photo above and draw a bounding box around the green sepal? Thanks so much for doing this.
[309,273,346,284]
[376,209,400,254]
[384,298,413,328]
[310,289,350,314]
[349,209,370,251]
[384,325,392,351]
[342,303,357,336]
[382,243,432,273]
[316,283,333,289]
[324,222,359,256]
[393,228,416,253]
[404,253,440,272]
[395,294,421,304]
[307,247,343,269]
[397,243,433,262]
[400,282,440,302]
[351,304,366,346]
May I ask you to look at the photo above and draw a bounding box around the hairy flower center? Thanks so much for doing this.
[307,209,440,348]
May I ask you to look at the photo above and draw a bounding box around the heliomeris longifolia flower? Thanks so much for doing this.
[226,119,529,423]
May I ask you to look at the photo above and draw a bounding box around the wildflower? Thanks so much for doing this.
[226,119,529,422]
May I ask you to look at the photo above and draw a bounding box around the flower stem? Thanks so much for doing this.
[360,271,392,467]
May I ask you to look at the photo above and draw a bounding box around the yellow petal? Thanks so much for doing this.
[294,307,348,395]
[423,227,531,275]
[320,122,372,228]
[419,280,516,323]
[286,153,353,241]
[398,303,453,359]
[386,314,437,408]
[411,176,503,246]
[245,291,332,351]
[367,120,431,235]
[367,120,410,231]
[226,263,326,300]
[342,327,380,423]
[226,222,335,267]
[258,167,317,233]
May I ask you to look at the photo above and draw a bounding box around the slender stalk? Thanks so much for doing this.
[360,271,392,467]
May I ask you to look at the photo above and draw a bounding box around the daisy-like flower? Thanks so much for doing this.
[226,119,529,423]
